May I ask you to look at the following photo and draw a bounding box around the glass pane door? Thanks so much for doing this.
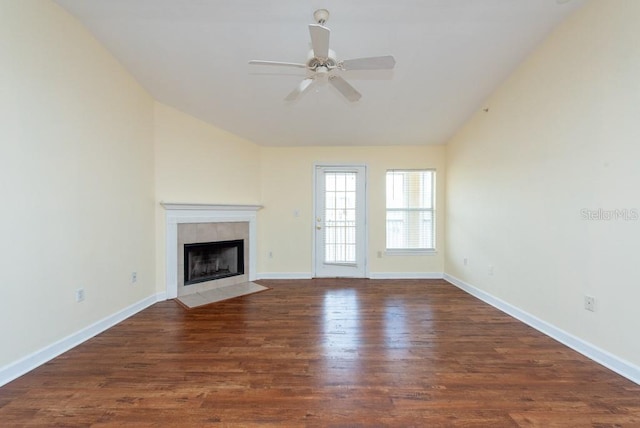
[314,166,366,278]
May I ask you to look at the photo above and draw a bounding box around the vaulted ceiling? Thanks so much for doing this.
[54,0,584,147]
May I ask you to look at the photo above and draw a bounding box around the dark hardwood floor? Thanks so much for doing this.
[1,279,639,427]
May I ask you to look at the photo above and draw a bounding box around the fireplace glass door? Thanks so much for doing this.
[184,239,244,285]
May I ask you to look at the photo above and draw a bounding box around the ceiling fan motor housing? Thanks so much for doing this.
[306,49,337,72]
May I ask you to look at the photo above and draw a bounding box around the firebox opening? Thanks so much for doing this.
[184,239,244,286]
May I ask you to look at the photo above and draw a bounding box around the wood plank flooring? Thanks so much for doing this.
[1,279,639,427]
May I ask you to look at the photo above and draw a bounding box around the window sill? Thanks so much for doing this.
[385,249,437,256]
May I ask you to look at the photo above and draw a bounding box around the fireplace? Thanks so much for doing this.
[161,203,262,299]
[184,239,244,285]
[175,220,251,297]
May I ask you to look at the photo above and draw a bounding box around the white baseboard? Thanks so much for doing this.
[369,272,444,280]
[257,272,445,280]
[256,272,313,280]
[444,273,640,386]
[0,292,165,387]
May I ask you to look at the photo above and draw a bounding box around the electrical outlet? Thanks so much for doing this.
[488,265,494,276]
[584,295,596,312]
[377,251,383,258]
[131,272,137,284]
[463,257,468,266]
[268,251,273,259]
[75,288,85,303]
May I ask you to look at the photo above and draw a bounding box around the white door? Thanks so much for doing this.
[314,165,367,277]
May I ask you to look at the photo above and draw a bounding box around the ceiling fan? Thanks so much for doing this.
[249,9,396,102]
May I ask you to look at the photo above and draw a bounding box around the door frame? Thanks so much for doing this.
[312,163,369,278]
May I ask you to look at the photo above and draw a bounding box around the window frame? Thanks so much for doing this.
[385,169,436,255]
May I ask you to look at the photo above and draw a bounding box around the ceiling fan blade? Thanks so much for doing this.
[309,24,330,59]
[341,55,396,71]
[329,76,361,102]
[249,60,306,68]
[285,78,314,101]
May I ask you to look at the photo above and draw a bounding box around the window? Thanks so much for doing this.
[386,170,435,251]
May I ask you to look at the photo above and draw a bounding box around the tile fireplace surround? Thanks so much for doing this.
[161,203,262,299]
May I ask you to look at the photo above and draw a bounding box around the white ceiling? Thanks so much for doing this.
[53,0,585,147]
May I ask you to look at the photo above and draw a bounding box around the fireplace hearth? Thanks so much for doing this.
[184,239,244,285]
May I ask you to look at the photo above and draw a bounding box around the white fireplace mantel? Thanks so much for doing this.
[161,203,263,212]
[161,202,263,299]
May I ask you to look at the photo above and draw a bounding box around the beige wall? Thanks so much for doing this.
[153,103,261,290]
[445,0,640,366]
[0,1,155,367]
[258,146,445,276]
